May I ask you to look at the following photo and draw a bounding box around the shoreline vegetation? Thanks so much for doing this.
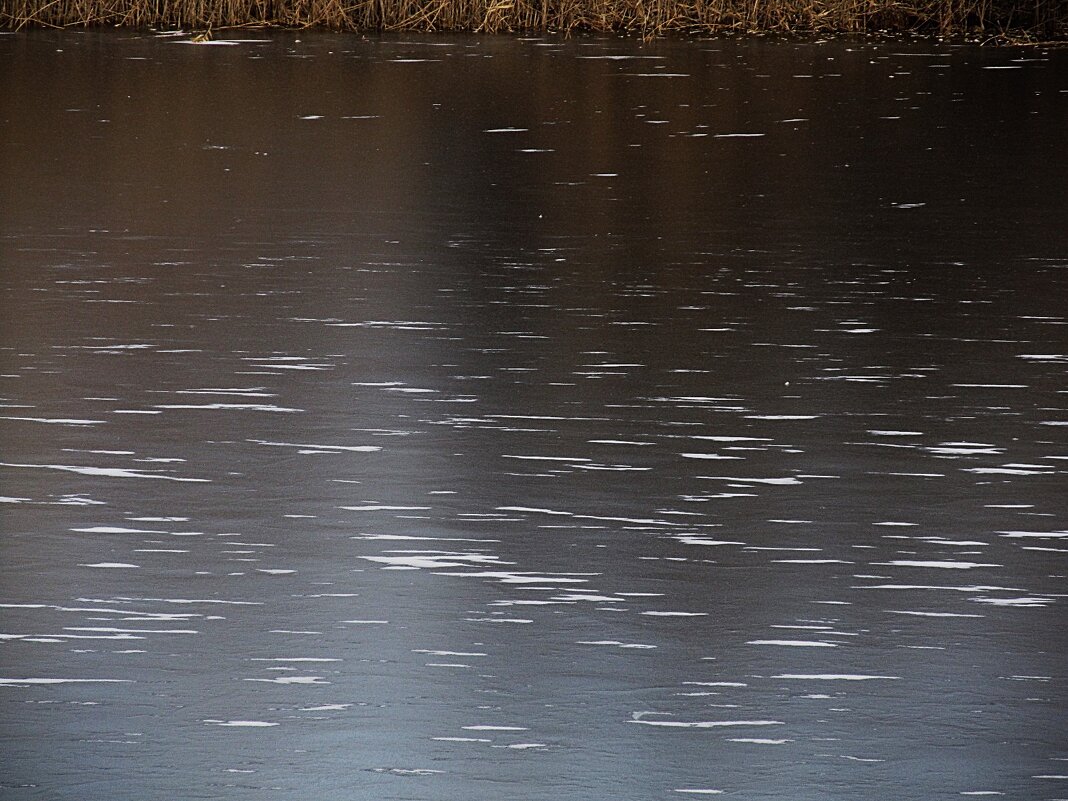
[1,0,1064,39]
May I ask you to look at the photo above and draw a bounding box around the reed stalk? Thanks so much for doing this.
[1,0,1063,36]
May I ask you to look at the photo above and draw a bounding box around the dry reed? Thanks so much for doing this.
[1,0,1064,37]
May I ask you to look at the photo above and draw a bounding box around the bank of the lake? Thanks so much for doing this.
[1,0,1065,39]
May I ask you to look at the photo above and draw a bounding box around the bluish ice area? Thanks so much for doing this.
[1,29,1066,800]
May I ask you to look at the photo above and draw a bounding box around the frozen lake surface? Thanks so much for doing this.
[1,29,1067,800]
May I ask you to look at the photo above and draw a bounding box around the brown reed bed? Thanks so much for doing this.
[1,0,1064,38]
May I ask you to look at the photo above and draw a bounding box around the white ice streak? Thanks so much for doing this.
[166,388,276,397]
[649,395,740,404]
[502,455,591,461]
[773,559,853,564]
[335,321,443,330]
[1017,353,1068,362]
[773,674,900,680]
[579,54,665,59]
[64,627,197,634]
[251,658,341,662]
[631,719,784,728]
[80,562,140,568]
[355,534,499,543]
[553,593,626,603]
[72,526,166,534]
[683,682,747,687]
[3,601,229,628]
[699,476,803,485]
[927,443,1002,455]
[771,625,832,630]
[674,536,745,546]
[178,39,258,45]
[241,356,330,365]
[917,537,989,546]
[0,463,209,482]
[0,416,105,425]
[342,505,432,512]
[108,597,262,606]
[0,677,133,686]
[965,466,1054,475]
[970,597,1053,607]
[245,676,329,684]
[249,439,380,453]
[360,551,510,569]
[63,343,156,351]
[464,617,533,623]
[727,738,792,744]
[340,620,390,624]
[153,403,302,412]
[498,506,683,526]
[747,639,838,647]
[999,530,1068,539]
[744,415,819,420]
[442,571,594,584]
[691,436,772,442]
[856,583,1025,593]
[875,560,1002,569]
[434,736,492,743]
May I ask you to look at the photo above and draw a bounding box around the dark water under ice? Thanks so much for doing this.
[1,29,1067,800]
